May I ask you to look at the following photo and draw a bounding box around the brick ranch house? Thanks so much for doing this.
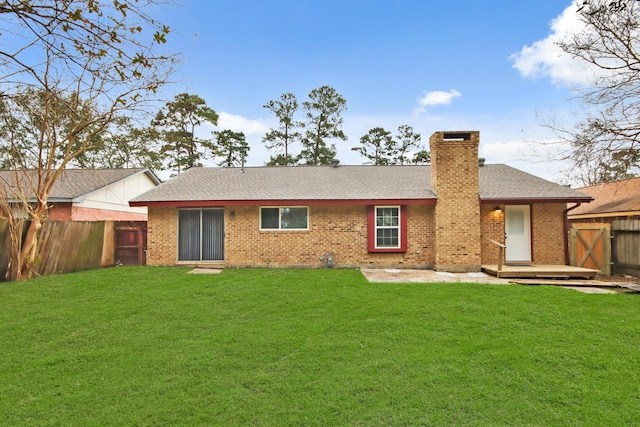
[0,168,160,221]
[130,131,592,272]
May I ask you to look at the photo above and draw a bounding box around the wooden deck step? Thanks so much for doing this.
[621,283,640,292]
[482,264,599,279]
[511,279,619,287]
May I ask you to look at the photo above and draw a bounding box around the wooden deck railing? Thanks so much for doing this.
[484,237,506,277]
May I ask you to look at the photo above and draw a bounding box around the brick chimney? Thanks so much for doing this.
[429,131,481,272]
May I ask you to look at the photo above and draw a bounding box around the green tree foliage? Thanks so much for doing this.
[263,93,301,166]
[554,0,640,184]
[0,0,175,281]
[300,86,347,165]
[0,88,107,170]
[215,130,250,167]
[152,93,219,174]
[395,125,422,165]
[352,127,396,165]
[75,117,163,170]
[412,149,431,165]
[352,125,424,165]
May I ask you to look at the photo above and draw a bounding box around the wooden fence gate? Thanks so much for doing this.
[569,224,611,275]
[114,221,147,266]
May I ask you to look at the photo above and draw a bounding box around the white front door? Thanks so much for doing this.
[505,205,531,262]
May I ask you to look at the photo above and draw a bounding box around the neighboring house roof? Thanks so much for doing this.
[0,168,161,202]
[568,177,640,218]
[130,164,591,206]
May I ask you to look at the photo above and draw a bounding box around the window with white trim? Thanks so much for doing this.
[260,207,308,230]
[375,206,400,248]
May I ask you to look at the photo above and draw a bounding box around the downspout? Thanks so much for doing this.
[563,202,582,265]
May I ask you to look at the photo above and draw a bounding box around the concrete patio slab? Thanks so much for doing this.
[360,268,512,284]
[360,268,639,293]
[563,286,619,294]
[188,268,223,274]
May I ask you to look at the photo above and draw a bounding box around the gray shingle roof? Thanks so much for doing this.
[130,164,591,204]
[478,164,591,201]
[132,165,435,202]
[0,168,159,201]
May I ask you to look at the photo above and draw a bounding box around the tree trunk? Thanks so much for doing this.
[4,219,23,282]
[17,209,45,280]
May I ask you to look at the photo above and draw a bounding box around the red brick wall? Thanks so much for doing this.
[146,207,177,265]
[146,202,569,269]
[429,131,482,272]
[480,204,505,264]
[479,203,568,265]
[147,204,436,268]
[47,203,73,221]
[44,203,147,222]
[532,203,567,264]
[71,206,147,221]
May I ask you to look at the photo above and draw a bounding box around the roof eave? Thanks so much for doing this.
[5,197,73,204]
[132,196,593,208]
[142,168,162,186]
[480,197,594,204]
[130,198,438,208]
[568,210,640,220]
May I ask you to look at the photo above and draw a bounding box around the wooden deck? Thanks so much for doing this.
[482,264,599,279]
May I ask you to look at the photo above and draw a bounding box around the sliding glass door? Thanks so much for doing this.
[178,209,224,261]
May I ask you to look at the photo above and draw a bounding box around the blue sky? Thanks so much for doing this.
[154,0,591,182]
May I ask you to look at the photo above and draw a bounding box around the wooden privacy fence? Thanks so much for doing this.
[0,219,13,280]
[611,219,640,278]
[36,220,108,276]
[0,219,147,281]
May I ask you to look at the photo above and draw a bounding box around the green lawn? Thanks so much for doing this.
[1,267,638,426]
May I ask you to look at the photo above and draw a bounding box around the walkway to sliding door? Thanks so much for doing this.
[178,209,224,261]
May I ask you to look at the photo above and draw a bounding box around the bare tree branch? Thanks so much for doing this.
[0,0,176,280]
[550,0,640,185]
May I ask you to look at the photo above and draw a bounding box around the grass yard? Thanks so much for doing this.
[0,267,639,426]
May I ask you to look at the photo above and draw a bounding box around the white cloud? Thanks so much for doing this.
[218,111,270,135]
[481,139,533,164]
[413,89,462,115]
[480,136,575,184]
[510,3,600,86]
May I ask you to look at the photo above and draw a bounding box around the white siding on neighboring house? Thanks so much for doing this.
[76,171,157,214]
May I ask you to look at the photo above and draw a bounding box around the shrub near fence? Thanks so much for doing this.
[0,219,114,282]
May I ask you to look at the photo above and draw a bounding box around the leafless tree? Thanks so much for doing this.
[552,0,640,185]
